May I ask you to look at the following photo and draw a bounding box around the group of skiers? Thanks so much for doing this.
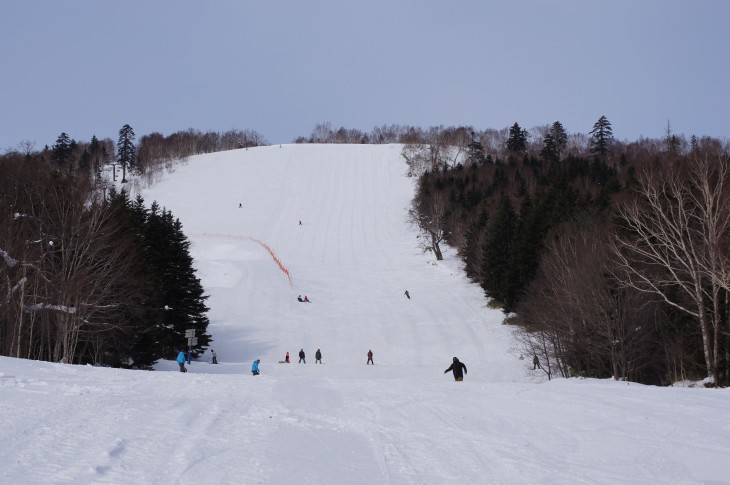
[249,352,467,380]
[179,348,468,381]
[279,349,322,364]
[175,282,487,382]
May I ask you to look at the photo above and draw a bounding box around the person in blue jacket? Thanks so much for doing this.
[177,350,187,373]
[251,359,261,376]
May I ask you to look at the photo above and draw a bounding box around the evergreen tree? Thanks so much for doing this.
[466,133,486,166]
[482,194,516,309]
[123,193,166,368]
[463,208,489,281]
[79,149,91,174]
[142,203,210,357]
[690,135,699,153]
[89,135,105,178]
[93,194,212,366]
[509,194,540,308]
[589,116,613,160]
[506,122,528,155]
[52,132,73,167]
[168,215,211,353]
[541,132,557,162]
[117,124,136,183]
[102,188,159,367]
[552,121,568,155]
[542,121,568,162]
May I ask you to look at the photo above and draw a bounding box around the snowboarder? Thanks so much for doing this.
[533,355,541,370]
[315,349,322,364]
[299,349,306,364]
[177,350,187,373]
[367,349,374,365]
[297,295,304,302]
[251,359,260,376]
[299,220,302,225]
[304,295,310,302]
[239,203,242,208]
[444,357,467,381]
[285,351,290,363]
[404,290,410,299]
[211,349,218,364]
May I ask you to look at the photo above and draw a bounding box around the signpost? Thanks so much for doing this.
[185,329,196,364]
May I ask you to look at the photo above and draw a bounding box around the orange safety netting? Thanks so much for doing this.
[251,238,292,286]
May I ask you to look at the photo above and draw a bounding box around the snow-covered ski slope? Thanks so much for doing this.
[145,143,521,380]
[2,144,730,484]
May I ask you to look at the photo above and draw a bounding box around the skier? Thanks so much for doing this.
[367,349,374,365]
[444,357,467,381]
[251,359,261,376]
[177,350,187,373]
[285,351,290,363]
[211,349,218,364]
[299,349,306,364]
[315,349,322,364]
[533,355,541,370]
[404,290,410,299]
[297,295,304,302]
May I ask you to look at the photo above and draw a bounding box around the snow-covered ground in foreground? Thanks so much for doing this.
[2,144,730,484]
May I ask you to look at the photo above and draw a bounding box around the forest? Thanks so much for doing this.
[399,118,730,387]
[0,127,245,367]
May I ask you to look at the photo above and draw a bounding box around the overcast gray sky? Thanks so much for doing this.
[1,0,728,150]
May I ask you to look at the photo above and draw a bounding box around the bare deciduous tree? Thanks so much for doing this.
[610,154,730,385]
[408,185,448,261]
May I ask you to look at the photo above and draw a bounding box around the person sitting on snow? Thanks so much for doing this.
[297,295,304,302]
[304,296,310,302]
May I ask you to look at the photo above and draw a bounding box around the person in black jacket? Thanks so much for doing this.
[444,357,467,381]
[315,349,322,364]
[298,349,306,364]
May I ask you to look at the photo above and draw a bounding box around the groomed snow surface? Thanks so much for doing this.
[2,144,729,484]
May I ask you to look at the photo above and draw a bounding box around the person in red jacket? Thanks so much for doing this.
[444,357,467,381]
[367,349,374,365]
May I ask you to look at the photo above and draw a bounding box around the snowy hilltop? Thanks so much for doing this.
[2,144,729,484]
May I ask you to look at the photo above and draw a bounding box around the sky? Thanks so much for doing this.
[2,0,729,151]
[2,144,730,484]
